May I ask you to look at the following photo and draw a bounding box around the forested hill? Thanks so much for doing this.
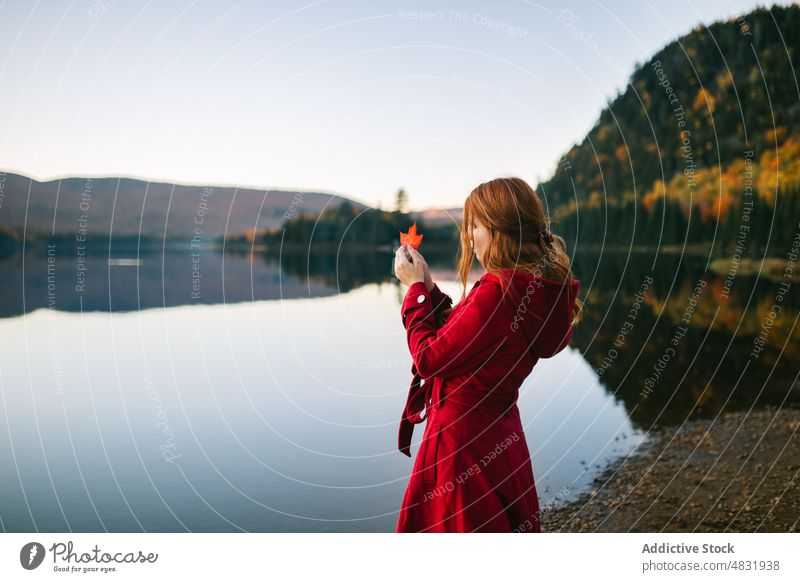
[539,4,800,254]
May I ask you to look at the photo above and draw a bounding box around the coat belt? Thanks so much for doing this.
[397,364,441,457]
[397,364,518,457]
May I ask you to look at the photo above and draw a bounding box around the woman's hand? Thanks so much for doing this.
[409,246,435,290]
[394,244,428,288]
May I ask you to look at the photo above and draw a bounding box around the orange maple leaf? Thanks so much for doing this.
[399,222,423,249]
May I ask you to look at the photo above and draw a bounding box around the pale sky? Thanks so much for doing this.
[0,0,782,210]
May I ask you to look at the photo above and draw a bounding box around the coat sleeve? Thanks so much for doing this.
[401,279,510,379]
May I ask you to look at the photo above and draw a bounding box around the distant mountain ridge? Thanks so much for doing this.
[0,171,366,240]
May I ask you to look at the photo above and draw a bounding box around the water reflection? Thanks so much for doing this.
[569,251,800,427]
[0,244,795,532]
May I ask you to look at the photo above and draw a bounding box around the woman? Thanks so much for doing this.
[393,176,584,533]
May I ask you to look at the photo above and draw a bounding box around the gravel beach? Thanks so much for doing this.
[542,407,800,532]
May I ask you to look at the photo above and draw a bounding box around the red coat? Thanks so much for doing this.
[396,269,580,532]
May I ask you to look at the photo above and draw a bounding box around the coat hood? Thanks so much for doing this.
[483,269,580,359]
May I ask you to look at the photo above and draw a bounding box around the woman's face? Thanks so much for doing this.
[469,215,491,265]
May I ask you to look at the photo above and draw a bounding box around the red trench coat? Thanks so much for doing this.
[396,269,580,533]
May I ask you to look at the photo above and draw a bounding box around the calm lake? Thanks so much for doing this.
[0,245,797,532]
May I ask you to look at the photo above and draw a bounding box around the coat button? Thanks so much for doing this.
[417,294,425,303]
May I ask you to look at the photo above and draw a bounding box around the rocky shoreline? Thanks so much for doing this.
[542,407,800,532]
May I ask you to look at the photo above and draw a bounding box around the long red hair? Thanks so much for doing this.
[446,176,584,326]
